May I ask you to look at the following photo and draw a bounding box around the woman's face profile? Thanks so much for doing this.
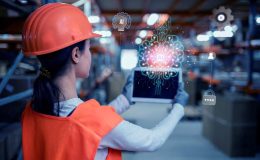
[74,40,92,78]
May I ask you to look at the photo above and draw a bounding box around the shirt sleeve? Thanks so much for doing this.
[98,103,184,152]
[108,94,130,114]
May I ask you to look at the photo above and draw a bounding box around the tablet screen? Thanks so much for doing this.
[132,70,179,101]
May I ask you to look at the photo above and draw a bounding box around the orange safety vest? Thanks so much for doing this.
[22,99,123,160]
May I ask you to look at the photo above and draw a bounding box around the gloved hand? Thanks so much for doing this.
[173,82,189,106]
[122,70,135,105]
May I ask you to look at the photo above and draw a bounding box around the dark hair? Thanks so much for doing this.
[32,40,86,116]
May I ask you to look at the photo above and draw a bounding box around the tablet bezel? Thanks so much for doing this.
[131,67,182,103]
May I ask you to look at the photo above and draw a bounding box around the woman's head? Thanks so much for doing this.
[33,40,91,115]
[22,3,101,115]
[38,40,91,79]
[72,40,92,78]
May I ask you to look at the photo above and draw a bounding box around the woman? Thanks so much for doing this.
[21,3,189,160]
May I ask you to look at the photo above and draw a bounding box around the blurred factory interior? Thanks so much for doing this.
[0,0,260,159]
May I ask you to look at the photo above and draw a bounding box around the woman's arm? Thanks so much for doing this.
[108,94,130,114]
[98,103,184,151]
[101,80,188,151]
[107,71,134,114]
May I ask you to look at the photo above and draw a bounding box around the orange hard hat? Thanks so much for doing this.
[22,3,101,56]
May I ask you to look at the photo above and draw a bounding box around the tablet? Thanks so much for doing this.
[131,67,182,103]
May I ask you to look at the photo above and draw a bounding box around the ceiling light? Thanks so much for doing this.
[196,34,210,41]
[88,16,100,23]
[99,38,110,44]
[232,25,238,32]
[256,16,260,24]
[139,30,147,38]
[213,30,233,38]
[94,31,112,37]
[135,38,142,44]
[224,25,233,32]
[147,14,159,26]
[120,49,138,70]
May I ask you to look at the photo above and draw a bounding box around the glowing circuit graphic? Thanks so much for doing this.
[137,19,184,95]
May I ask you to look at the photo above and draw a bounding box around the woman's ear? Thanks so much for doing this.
[71,47,81,64]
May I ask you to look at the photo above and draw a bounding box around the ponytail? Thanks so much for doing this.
[32,40,86,116]
[32,74,62,116]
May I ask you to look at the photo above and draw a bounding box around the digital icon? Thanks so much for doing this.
[138,20,184,70]
[202,89,216,106]
[112,12,131,31]
[119,18,124,25]
[208,52,216,60]
[213,6,234,30]
[137,19,184,95]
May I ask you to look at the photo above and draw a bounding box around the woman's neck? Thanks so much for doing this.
[54,71,78,101]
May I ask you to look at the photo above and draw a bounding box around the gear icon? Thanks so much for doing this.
[213,6,234,30]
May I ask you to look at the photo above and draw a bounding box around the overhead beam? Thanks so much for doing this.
[106,21,196,28]
[115,0,123,11]
[220,0,238,7]
[143,0,152,13]
[41,0,59,5]
[100,10,211,17]
[112,28,187,35]
[190,0,206,13]
[168,0,181,12]
[0,17,26,34]
[0,0,34,15]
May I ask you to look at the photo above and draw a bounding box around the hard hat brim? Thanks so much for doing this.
[91,32,102,38]
[24,32,102,56]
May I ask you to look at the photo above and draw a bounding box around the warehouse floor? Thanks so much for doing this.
[122,103,260,160]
